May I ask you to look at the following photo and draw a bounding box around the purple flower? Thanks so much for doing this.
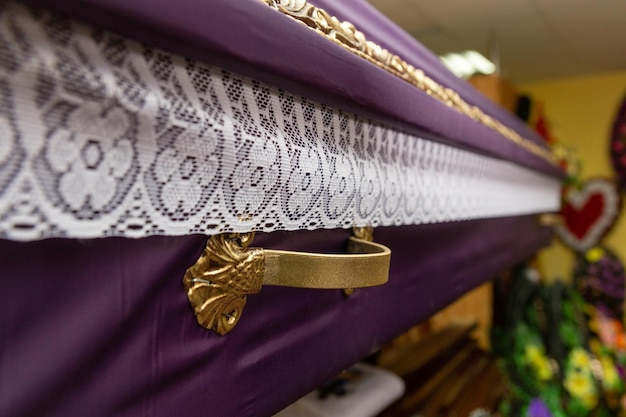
[528,398,552,417]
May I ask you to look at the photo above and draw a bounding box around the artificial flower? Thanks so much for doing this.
[586,247,606,263]
[564,370,598,409]
[570,348,591,370]
[527,398,552,417]
[525,344,553,380]
[600,355,620,389]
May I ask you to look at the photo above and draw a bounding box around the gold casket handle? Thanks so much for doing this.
[183,229,391,335]
[263,236,390,289]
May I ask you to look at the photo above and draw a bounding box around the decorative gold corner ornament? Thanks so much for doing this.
[183,229,391,335]
[260,0,558,167]
[183,233,264,335]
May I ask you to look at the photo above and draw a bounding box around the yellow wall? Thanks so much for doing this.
[520,71,626,281]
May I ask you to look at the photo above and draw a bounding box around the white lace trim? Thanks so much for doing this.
[0,2,561,241]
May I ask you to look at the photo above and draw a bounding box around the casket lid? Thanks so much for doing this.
[28,0,563,178]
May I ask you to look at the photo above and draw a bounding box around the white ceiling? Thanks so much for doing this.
[367,0,626,84]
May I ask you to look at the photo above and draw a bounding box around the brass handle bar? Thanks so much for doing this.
[183,231,391,335]
[263,237,390,289]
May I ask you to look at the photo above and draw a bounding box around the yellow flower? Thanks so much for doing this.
[565,370,598,409]
[525,345,542,360]
[535,359,553,381]
[586,247,605,263]
[601,355,619,388]
[524,344,553,380]
[570,348,591,369]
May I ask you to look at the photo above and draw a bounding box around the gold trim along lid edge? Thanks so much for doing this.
[261,0,559,167]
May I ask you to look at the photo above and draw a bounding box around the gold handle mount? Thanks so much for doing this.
[183,228,391,335]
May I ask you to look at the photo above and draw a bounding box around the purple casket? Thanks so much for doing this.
[0,0,562,416]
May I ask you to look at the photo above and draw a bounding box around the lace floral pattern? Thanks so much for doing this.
[0,2,561,241]
[38,102,138,217]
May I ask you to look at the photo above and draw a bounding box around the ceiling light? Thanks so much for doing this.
[440,50,496,78]
[463,51,496,75]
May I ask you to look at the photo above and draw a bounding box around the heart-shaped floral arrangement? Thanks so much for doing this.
[556,178,621,252]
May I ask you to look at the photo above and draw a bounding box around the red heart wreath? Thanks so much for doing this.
[556,178,621,252]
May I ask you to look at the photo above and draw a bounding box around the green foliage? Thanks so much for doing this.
[492,265,625,417]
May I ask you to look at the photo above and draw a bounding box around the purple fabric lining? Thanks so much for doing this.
[1,217,552,417]
[25,0,563,179]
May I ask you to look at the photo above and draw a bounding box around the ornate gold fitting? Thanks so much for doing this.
[183,232,264,335]
[260,0,558,167]
[183,227,390,335]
